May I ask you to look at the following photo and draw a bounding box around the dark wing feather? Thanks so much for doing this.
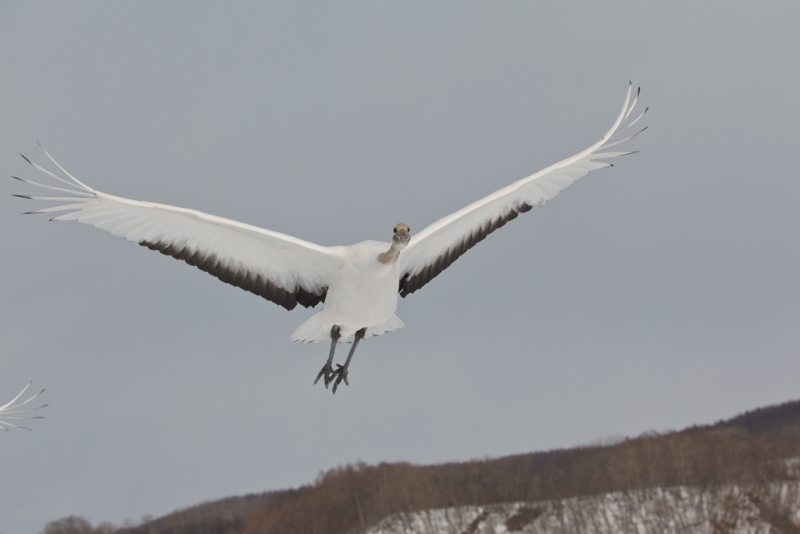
[399,202,531,296]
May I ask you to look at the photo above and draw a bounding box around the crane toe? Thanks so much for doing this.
[331,364,349,394]
[314,363,334,388]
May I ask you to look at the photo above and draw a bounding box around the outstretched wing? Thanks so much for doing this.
[14,149,343,310]
[0,381,47,431]
[398,83,647,297]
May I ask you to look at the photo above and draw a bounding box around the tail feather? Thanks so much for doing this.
[291,313,404,344]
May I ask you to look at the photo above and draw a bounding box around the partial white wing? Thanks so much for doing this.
[0,381,47,431]
[398,83,647,296]
[15,150,343,310]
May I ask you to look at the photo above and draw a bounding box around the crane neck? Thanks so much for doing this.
[377,243,401,265]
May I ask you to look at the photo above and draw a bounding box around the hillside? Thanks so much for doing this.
[46,398,800,534]
[120,490,298,534]
[366,482,800,534]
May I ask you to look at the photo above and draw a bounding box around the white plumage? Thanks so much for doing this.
[0,382,47,431]
[15,84,646,392]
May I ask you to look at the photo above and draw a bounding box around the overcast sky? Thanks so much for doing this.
[1,2,799,533]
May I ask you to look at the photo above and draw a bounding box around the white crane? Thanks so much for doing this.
[15,84,646,393]
[0,382,47,430]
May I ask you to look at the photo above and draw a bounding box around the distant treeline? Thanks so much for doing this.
[45,399,800,534]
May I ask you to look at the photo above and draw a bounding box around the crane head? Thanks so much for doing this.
[392,223,410,249]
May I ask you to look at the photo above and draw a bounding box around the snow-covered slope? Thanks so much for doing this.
[367,481,800,534]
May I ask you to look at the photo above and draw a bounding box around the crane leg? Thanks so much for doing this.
[314,325,341,388]
[332,327,366,394]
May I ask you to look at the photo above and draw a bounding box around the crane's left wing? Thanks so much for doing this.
[14,148,343,310]
[398,83,646,297]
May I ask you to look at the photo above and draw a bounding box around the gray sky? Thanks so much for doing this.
[1,2,799,533]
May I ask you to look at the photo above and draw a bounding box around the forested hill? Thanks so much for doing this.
[716,398,800,437]
[45,397,800,534]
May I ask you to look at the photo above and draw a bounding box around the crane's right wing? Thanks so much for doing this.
[397,83,646,296]
[15,148,343,310]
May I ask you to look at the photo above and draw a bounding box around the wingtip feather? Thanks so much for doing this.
[38,144,94,192]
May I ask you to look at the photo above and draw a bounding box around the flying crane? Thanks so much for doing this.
[15,84,646,393]
[0,382,46,430]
